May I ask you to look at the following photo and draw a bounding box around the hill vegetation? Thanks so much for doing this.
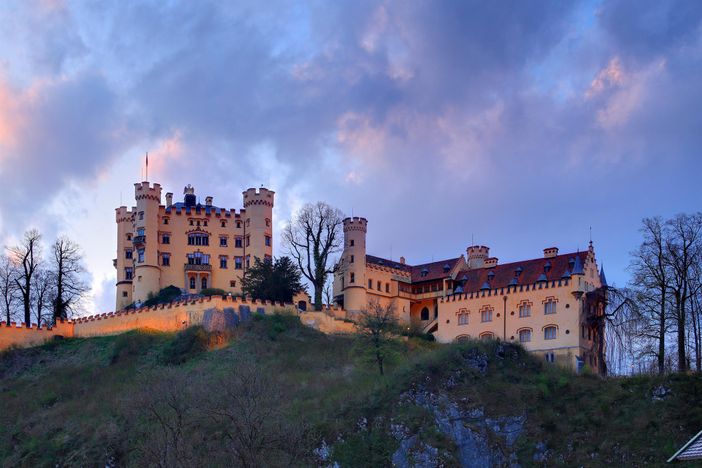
[0,314,701,467]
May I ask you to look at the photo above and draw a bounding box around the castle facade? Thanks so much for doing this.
[115,181,274,310]
[333,217,607,372]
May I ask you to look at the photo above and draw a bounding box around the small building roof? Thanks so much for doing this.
[668,429,702,462]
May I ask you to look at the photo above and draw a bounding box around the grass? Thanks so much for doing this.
[0,315,701,466]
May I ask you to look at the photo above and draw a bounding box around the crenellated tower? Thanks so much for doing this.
[467,245,490,269]
[132,181,162,304]
[115,206,134,310]
[342,217,368,313]
[242,187,274,271]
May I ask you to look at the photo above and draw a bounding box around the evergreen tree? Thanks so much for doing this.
[241,256,304,303]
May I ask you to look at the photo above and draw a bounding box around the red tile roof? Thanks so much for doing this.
[365,255,461,282]
[454,251,589,292]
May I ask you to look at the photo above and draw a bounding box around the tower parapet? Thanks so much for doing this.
[467,245,490,269]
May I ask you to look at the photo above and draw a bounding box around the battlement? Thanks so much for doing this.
[467,245,490,269]
[115,206,134,223]
[0,319,75,350]
[134,181,162,202]
[164,205,245,218]
[243,187,275,208]
[343,216,368,232]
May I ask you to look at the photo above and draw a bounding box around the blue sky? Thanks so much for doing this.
[0,0,700,314]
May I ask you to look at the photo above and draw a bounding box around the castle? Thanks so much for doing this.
[333,217,607,372]
[115,181,274,310]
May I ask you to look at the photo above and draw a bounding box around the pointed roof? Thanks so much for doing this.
[571,255,584,275]
[599,265,608,286]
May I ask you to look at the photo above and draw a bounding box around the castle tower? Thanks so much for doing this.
[342,217,368,313]
[132,181,162,304]
[467,245,490,269]
[242,187,274,271]
[115,206,134,310]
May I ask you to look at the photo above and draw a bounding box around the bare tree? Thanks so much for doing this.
[665,213,702,372]
[8,229,42,326]
[283,202,344,310]
[32,269,55,328]
[0,255,18,324]
[629,217,671,374]
[356,300,399,376]
[51,236,88,321]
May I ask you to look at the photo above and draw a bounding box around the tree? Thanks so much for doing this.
[282,202,344,310]
[629,217,672,374]
[0,256,18,324]
[8,229,42,326]
[356,300,399,375]
[32,269,55,327]
[51,236,88,321]
[241,256,303,303]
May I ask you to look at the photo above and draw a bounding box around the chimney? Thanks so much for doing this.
[544,247,559,258]
[400,256,405,265]
[205,196,213,207]
[165,192,173,207]
[485,257,498,268]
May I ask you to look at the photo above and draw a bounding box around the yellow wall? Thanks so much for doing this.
[0,320,75,350]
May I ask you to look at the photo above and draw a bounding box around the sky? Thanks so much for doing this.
[0,0,700,315]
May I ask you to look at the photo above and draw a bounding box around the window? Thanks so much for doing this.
[122,291,128,297]
[421,307,430,321]
[350,272,355,283]
[350,240,355,247]
[189,277,196,289]
[125,249,132,259]
[235,237,243,248]
[481,309,493,322]
[201,277,208,289]
[377,281,381,291]
[126,234,132,241]
[137,249,144,263]
[368,279,373,289]
[544,326,557,340]
[220,257,228,269]
[220,237,228,247]
[385,283,390,293]
[162,234,170,244]
[519,329,532,343]
[221,221,226,228]
[265,218,271,227]
[161,253,170,266]
[235,257,243,270]
[163,218,169,225]
[480,332,494,340]
[545,352,555,363]
[125,267,133,280]
[246,236,250,247]
[458,312,469,326]
[187,252,210,265]
[188,233,209,246]
[190,220,194,226]
[519,303,531,317]
[236,221,242,228]
[544,300,556,315]
[139,211,144,220]
[137,228,145,237]
[230,280,236,287]
[350,254,355,263]
[265,236,271,247]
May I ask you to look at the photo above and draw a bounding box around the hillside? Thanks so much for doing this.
[1,314,701,467]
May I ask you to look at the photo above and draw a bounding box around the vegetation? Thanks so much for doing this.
[142,285,183,307]
[355,300,399,375]
[1,317,700,466]
[283,201,344,310]
[241,256,303,303]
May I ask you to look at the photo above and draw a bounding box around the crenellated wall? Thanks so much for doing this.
[0,296,297,351]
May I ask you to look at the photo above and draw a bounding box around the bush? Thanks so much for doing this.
[159,327,209,365]
[111,330,160,364]
[142,286,182,307]
[200,288,227,297]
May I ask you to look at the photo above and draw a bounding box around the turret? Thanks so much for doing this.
[242,187,274,271]
[467,245,490,269]
[132,181,162,304]
[115,206,134,310]
[342,217,368,313]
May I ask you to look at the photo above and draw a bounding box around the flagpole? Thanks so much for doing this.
[146,152,149,182]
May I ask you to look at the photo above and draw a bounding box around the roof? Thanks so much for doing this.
[453,251,589,293]
[668,429,702,462]
[365,255,462,282]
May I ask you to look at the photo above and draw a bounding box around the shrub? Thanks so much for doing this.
[200,288,227,297]
[142,286,182,307]
[159,326,209,365]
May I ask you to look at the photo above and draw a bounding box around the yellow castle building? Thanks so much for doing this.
[115,181,274,310]
[333,217,607,372]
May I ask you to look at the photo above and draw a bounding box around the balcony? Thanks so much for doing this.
[184,263,212,272]
[132,235,146,245]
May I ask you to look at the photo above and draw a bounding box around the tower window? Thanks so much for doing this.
[265,218,271,227]
[125,249,132,259]
[246,255,250,268]
[122,291,128,298]
[350,240,355,247]
[126,234,132,241]
[221,221,226,228]
[235,237,243,248]
[235,257,243,269]
[220,237,228,247]
[377,281,381,291]
[236,221,242,228]
[125,267,133,280]
[385,283,389,293]
[246,236,250,247]
[139,211,144,220]
[163,218,169,225]
[350,273,355,283]
[137,249,144,263]
[162,234,170,244]
[230,280,236,287]
[161,253,170,266]
[220,256,228,269]
[265,236,271,247]
[350,255,355,263]
[368,279,372,289]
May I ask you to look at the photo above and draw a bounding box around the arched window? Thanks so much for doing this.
[544,326,557,340]
[518,302,532,317]
[201,277,208,290]
[518,329,532,343]
[455,334,470,343]
[421,307,430,321]
[480,332,495,340]
[189,277,196,289]
[544,299,557,315]
[458,312,469,325]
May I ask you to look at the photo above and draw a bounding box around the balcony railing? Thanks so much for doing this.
[184,263,212,272]
[132,235,146,245]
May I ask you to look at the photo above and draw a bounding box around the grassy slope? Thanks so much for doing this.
[0,315,700,467]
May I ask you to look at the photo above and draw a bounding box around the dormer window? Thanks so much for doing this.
[487,270,495,280]
[515,266,523,276]
[443,263,451,273]
[420,268,429,278]
[544,261,552,272]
